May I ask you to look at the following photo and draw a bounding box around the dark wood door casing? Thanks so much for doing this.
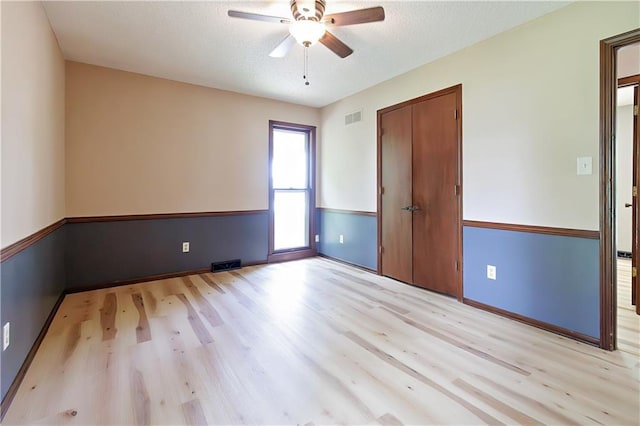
[411,92,460,296]
[633,85,639,314]
[380,106,413,284]
[599,28,640,350]
[377,84,463,299]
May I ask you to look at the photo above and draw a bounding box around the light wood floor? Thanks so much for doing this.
[617,258,640,356]
[4,257,639,425]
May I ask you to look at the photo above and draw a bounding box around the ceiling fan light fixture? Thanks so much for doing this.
[289,19,326,47]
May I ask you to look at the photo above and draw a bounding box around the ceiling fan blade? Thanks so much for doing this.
[314,0,326,21]
[319,31,353,58]
[324,6,385,26]
[227,10,290,24]
[269,35,296,58]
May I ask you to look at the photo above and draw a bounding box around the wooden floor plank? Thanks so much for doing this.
[617,259,640,357]
[131,369,150,425]
[174,293,214,345]
[181,398,208,426]
[99,292,117,341]
[3,257,638,425]
[132,293,152,344]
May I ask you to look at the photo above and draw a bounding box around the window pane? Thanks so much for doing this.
[273,129,307,189]
[274,190,309,250]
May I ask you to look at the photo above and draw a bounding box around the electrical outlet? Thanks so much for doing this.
[3,322,10,351]
[339,235,344,244]
[487,265,497,280]
[182,242,190,253]
[315,234,319,243]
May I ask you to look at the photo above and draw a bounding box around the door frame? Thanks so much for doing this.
[599,28,640,350]
[267,120,317,263]
[633,83,640,315]
[376,84,463,300]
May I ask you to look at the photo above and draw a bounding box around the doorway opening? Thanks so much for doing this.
[614,43,640,355]
[600,29,640,350]
[268,121,316,263]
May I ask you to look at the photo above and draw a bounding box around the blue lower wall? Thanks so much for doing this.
[66,213,269,290]
[2,212,269,403]
[1,226,66,401]
[463,226,600,339]
[317,210,377,270]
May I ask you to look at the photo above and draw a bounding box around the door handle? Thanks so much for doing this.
[401,205,420,212]
[625,203,632,208]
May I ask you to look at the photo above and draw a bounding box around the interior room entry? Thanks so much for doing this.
[633,84,639,314]
[622,82,640,315]
[378,85,462,297]
[616,42,640,315]
[600,29,640,350]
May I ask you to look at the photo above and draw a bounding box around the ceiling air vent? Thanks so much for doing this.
[345,110,363,126]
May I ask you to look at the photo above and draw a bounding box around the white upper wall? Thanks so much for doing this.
[1,1,66,248]
[319,1,639,230]
[616,103,634,252]
[618,42,640,78]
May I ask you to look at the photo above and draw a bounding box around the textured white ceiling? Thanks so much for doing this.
[42,1,570,108]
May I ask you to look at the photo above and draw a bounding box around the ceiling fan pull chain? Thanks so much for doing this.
[303,46,310,86]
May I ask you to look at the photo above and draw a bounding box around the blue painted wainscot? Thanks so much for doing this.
[66,212,269,290]
[463,224,600,340]
[1,224,66,402]
[317,208,377,271]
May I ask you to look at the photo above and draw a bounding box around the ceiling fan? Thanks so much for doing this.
[228,0,385,59]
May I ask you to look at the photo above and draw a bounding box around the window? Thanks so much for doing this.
[268,121,316,262]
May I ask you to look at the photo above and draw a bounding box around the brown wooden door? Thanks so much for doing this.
[378,85,462,298]
[411,92,460,296]
[380,105,413,283]
[632,85,639,314]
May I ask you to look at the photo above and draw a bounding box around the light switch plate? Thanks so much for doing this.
[577,156,592,176]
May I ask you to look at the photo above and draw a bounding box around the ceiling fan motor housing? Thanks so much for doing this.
[291,0,326,22]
